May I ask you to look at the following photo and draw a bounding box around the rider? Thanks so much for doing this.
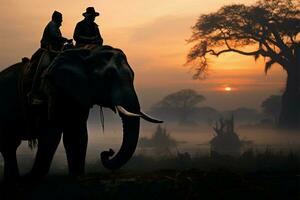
[73,7,103,47]
[28,11,72,105]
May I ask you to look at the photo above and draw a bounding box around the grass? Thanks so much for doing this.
[86,149,300,173]
[0,150,299,200]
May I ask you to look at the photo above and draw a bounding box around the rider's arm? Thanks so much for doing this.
[74,22,102,43]
[48,22,68,43]
[73,23,96,42]
[73,23,82,43]
[94,25,103,45]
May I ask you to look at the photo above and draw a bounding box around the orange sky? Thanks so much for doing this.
[0,0,286,110]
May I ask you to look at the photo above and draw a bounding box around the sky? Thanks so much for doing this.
[0,0,286,111]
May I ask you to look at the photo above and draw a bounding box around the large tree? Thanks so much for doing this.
[152,89,205,123]
[187,0,300,128]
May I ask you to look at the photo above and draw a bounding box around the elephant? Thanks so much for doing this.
[0,45,162,182]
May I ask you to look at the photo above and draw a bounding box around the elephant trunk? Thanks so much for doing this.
[101,116,140,170]
[100,91,140,170]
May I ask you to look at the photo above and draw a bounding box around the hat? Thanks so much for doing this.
[83,7,100,17]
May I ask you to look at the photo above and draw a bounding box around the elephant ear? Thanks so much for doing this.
[45,49,92,108]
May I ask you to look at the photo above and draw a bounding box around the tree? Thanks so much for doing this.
[152,89,205,123]
[261,95,281,124]
[187,0,300,128]
[222,107,263,122]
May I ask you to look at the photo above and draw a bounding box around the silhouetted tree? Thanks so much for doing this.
[152,89,205,123]
[187,0,300,128]
[193,106,219,124]
[261,95,281,124]
[222,107,263,123]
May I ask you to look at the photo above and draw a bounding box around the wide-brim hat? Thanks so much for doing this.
[83,7,100,17]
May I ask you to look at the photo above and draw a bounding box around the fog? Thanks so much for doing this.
[0,107,298,177]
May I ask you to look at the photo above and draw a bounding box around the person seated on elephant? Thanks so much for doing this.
[73,7,103,48]
[28,11,72,105]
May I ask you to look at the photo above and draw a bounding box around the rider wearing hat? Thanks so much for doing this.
[73,7,103,47]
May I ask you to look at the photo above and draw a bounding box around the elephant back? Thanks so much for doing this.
[0,62,30,137]
[0,57,45,140]
[42,49,92,108]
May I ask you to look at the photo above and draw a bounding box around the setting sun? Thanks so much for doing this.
[225,87,232,92]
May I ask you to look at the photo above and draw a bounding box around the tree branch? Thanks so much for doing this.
[207,48,262,57]
[266,23,294,59]
[206,32,265,57]
[261,41,290,68]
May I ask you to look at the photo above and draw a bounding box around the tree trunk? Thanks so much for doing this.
[279,50,300,129]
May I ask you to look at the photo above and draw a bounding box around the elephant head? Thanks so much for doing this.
[44,45,162,170]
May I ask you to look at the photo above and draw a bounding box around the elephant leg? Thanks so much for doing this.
[1,149,20,200]
[29,126,62,178]
[1,149,19,182]
[63,122,88,177]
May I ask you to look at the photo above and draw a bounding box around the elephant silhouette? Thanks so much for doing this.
[0,45,162,182]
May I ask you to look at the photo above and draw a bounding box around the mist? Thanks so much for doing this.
[1,106,298,178]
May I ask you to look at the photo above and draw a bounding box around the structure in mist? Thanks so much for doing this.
[210,116,251,156]
[139,125,178,156]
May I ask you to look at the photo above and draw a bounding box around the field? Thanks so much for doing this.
[0,149,299,200]
[0,124,300,200]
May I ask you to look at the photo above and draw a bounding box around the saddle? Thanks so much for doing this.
[18,44,98,136]
[18,44,76,139]
[21,49,45,94]
[18,49,50,139]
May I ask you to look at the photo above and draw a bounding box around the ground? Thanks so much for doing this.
[0,151,299,200]
[0,169,299,200]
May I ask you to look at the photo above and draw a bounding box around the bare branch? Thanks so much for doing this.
[206,47,262,57]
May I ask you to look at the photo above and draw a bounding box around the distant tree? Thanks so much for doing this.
[187,0,300,128]
[261,95,281,124]
[222,107,262,122]
[152,89,205,123]
[193,106,219,124]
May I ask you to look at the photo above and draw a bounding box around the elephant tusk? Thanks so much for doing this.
[140,111,163,123]
[116,106,141,117]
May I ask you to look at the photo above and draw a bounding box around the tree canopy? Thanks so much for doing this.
[151,89,205,124]
[154,89,205,109]
[187,0,300,79]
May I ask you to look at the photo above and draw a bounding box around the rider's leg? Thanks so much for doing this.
[28,51,51,105]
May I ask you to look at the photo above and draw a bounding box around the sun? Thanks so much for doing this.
[224,87,232,92]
